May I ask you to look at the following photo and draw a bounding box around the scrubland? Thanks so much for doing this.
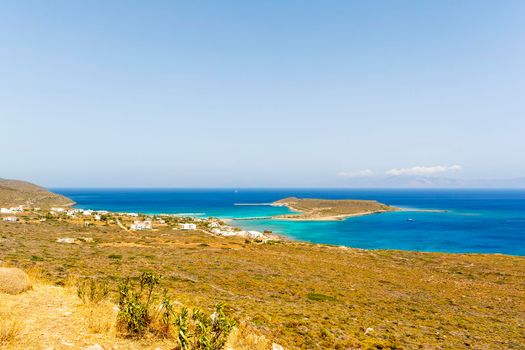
[1,219,524,349]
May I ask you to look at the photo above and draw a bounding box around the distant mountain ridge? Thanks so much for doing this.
[0,178,75,208]
[339,176,525,188]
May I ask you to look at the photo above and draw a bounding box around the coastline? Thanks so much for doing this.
[230,203,447,221]
[5,189,525,256]
[51,189,525,256]
[272,209,395,221]
[58,205,525,256]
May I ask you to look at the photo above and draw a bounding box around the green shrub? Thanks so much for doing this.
[117,284,149,335]
[175,307,190,349]
[116,272,160,336]
[170,302,236,350]
[115,272,236,348]
[307,293,336,302]
[207,302,236,349]
[159,290,174,337]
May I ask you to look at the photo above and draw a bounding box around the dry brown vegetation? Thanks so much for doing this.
[0,307,20,348]
[273,197,397,220]
[0,277,181,349]
[1,219,524,349]
[0,267,264,349]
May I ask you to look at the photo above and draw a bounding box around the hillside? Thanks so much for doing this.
[0,178,74,208]
[2,214,523,349]
[1,277,266,350]
[273,197,398,220]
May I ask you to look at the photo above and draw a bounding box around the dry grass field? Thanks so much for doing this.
[1,219,524,349]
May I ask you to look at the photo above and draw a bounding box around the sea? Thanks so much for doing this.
[53,188,525,256]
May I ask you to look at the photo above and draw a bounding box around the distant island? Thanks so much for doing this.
[0,178,75,208]
[272,197,398,221]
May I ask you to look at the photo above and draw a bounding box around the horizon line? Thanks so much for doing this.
[49,186,525,190]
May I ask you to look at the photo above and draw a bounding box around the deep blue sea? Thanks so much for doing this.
[53,189,525,256]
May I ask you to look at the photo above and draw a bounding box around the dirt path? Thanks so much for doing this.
[0,284,175,350]
[2,284,96,349]
[115,218,129,232]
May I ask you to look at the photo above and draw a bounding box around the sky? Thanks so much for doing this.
[1,1,524,187]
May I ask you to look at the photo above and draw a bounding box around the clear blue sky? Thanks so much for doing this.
[1,1,524,187]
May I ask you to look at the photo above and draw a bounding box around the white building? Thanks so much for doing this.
[51,207,66,213]
[246,230,264,239]
[130,220,152,230]
[180,223,197,230]
[2,216,18,222]
[66,209,81,217]
[94,214,101,221]
[1,206,23,214]
[210,227,264,239]
[56,237,76,244]
[211,228,237,236]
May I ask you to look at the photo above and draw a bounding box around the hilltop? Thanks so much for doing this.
[0,178,74,208]
[272,197,398,220]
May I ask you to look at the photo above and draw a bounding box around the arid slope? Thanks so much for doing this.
[1,219,523,349]
[0,178,74,208]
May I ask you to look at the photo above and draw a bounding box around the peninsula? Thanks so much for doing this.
[272,197,398,221]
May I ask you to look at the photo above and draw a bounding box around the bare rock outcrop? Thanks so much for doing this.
[0,267,32,294]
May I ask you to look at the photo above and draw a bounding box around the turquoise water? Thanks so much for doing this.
[54,189,525,256]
